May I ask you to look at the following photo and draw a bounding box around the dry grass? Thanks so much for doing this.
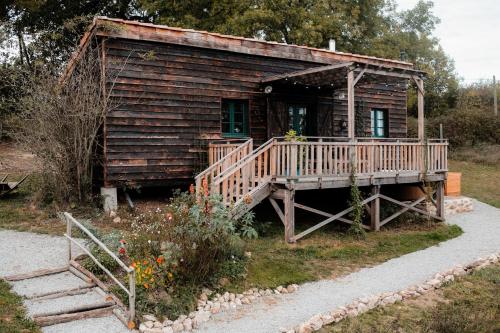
[321,263,500,333]
[449,160,500,208]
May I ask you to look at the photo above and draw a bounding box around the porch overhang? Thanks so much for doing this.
[261,62,427,141]
[260,61,426,90]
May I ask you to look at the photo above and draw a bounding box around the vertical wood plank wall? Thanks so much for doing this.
[103,38,408,187]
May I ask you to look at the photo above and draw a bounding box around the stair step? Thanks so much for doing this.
[11,271,93,298]
[41,313,130,333]
[26,287,115,318]
[33,305,118,326]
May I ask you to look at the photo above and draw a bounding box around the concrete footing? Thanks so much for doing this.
[100,187,118,213]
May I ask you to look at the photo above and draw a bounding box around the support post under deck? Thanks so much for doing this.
[284,189,295,243]
[370,185,381,231]
[436,180,445,219]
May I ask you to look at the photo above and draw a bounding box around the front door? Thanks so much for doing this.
[288,104,308,135]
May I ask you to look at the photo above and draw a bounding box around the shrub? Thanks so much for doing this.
[426,109,500,148]
[120,190,256,318]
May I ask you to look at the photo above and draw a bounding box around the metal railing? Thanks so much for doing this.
[62,212,136,323]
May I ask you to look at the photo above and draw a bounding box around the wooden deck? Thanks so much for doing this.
[196,137,448,242]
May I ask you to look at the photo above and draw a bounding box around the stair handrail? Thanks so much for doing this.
[62,212,136,325]
[211,137,275,186]
[195,138,253,191]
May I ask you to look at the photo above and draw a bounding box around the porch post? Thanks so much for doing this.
[416,77,425,141]
[347,69,355,140]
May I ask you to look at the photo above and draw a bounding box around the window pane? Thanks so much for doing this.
[222,99,248,137]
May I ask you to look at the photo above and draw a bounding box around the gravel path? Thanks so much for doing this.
[0,230,76,276]
[198,199,500,333]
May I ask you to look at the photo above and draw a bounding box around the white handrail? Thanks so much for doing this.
[62,212,136,323]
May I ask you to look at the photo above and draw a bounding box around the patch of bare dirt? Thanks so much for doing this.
[0,141,38,174]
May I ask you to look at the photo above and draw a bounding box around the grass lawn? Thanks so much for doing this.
[229,220,463,291]
[0,280,40,333]
[320,263,500,333]
[0,178,65,235]
[449,160,500,208]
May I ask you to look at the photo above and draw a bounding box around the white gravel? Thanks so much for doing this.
[0,229,76,276]
[198,199,500,333]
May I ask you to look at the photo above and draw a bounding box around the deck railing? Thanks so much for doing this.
[196,138,253,194]
[208,138,252,165]
[274,138,448,178]
[205,137,448,207]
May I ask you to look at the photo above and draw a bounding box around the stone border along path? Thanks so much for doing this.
[0,230,131,333]
[190,199,500,333]
[290,253,500,333]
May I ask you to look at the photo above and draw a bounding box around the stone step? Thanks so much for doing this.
[11,271,93,298]
[42,314,131,333]
[26,288,115,318]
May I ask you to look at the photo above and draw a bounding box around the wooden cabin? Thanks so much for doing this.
[66,17,448,242]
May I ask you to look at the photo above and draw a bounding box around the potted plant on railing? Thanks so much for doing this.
[284,129,307,176]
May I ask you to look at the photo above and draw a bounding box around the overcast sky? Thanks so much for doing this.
[396,0,499,82]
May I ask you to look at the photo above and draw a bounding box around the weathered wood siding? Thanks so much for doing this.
[102,37,407,187]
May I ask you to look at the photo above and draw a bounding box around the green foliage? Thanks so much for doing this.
[122,190,256,318]
[284,129,307,142]
[426,109,500,148]
[347,163,366,239]
[78,221,123,275]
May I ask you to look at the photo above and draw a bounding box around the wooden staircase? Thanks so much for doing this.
[196,138,275,216]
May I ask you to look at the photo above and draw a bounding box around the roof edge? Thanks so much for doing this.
[93,17,413,68]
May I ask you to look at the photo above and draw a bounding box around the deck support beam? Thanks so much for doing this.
[284,189,295,243]
[436,180,445,219]
[370,185,381,231]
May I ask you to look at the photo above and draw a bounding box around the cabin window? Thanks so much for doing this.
[221,99,249,138]
[371,109,388,138]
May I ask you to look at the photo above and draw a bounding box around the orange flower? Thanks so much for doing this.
[156,256,164,264]
[131,262,136,268]
[143,283,149,289]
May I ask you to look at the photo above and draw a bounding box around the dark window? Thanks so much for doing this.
[221,99,249,138]
[371,109,388,138]
[288,105,307,135]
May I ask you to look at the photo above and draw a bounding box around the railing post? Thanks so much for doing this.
[270,139,276,178]
[66,214,72,264]
[129,269,136,324]
[290,142,298,178]
[317,139,323,176]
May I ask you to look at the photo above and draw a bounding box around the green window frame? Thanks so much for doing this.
[371,109,388,138]
[221,99,249,138]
